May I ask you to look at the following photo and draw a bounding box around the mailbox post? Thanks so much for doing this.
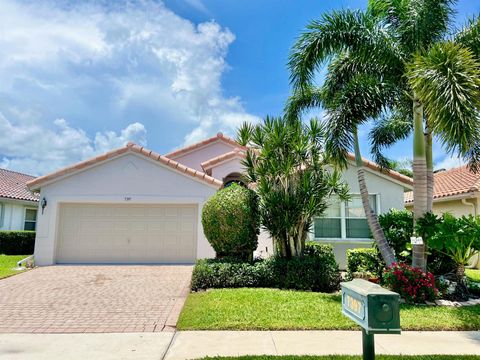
[341,279,401,360]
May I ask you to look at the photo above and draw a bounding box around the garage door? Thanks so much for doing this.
[56,203,197,264]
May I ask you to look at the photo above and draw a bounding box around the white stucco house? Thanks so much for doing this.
[0,168,39,232]
[28,132,412,268]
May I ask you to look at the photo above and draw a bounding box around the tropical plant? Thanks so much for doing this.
[288,0,480,270]
[236,116,349,259]
[428,213,480,280]
[202,183,260,260]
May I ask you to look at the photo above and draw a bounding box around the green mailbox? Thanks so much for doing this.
[341,279,401,360]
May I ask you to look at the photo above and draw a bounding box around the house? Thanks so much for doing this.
[405,165,480,269]
[0,168,39,231]
[28,133,412,268]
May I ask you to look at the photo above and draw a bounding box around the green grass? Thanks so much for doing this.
[0,254,29,279]
[201,356,479,360]
[177,288,480,331]
[466,269,480,282]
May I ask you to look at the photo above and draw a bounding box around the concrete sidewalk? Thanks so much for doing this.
[0,331,479,360]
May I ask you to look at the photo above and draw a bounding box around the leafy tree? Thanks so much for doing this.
[236,116,349,259]
[288,0,480,270]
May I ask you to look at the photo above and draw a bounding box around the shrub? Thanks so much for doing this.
[383,262,437,304]
[191,242,340,292]
[202,183,260,260]
[346,248,384,281]
[0,231,35,255]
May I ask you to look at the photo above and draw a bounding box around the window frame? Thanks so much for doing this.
[23,207,38,231]
[312,193,381,242]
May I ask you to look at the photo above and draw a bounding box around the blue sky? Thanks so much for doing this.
[0,0,478,175]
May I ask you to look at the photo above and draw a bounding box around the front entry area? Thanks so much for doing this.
[56,203,197,264]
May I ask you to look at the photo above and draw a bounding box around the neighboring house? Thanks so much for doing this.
[0,168,39,231]
[28,133,412,268]
[405,165,480,269]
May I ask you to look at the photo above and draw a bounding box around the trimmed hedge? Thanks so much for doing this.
[191,242,341,292]
[202,183,260,260]
[346,248,384,281]
[0,231,35,255]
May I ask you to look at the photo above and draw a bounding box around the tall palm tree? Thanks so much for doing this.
[285,57,398,266]
[288,0,480,270]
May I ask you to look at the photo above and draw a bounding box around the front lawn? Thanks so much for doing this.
[0,254,29,279]
[201,356,479,360]
[177,288,480,331]
[466,269,480,282]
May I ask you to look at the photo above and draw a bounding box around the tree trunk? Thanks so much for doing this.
[424,125,434,265]
[412,97,427,271]
[353,128,396,266]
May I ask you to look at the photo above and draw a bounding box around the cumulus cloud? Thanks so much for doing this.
[0,0,259,175]
[0,112,146,175]
[435,154,465,171]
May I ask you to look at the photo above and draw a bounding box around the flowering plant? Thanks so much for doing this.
[383,262,437,303]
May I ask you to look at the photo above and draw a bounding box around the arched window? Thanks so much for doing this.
[223,172,245,188]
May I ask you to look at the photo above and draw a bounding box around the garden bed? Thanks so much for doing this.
[177,288,480,331]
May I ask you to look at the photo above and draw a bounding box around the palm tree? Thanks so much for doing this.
[236,116,349,259]
[285,63,398,266]
[288,0,480,270]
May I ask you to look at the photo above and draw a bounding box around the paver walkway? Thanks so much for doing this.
[0,265,193,333]
[0,331,478,360]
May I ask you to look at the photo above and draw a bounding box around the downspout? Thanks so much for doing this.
[462,195,479,269]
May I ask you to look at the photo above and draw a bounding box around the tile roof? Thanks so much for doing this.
[404,165,480,203]
[27,142,223,190]
[0,168,39,202]
[165,132,247,159]
[201,148,246,170]
[346,153,413,187]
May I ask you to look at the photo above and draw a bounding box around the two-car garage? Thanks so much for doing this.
[28,143,222,266]
[56,203,197,264]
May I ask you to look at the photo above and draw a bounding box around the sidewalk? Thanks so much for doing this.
[0,331,479,360]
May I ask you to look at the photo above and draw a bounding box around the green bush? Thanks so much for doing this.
[191,242,340,292]
[0,231,35,255]
[377,209,456,275]
[202,183,260,260]
[346,248,384,281]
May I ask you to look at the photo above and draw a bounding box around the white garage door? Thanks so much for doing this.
[56,203,197,264]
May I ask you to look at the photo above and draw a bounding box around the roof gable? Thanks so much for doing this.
[201,148,246,171]
[165,132,246,159]
[0,168,38,202]
[27,142,223,190]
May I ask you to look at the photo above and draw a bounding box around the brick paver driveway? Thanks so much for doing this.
[0,265,193,333]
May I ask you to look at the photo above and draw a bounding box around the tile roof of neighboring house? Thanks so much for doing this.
[404,165,480,203]
[201,148,246,170]
[0,168,39,202]
[27,142,223,190]
[346,153,413,187]
[165,132,247,159]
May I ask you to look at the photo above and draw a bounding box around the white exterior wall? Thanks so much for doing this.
[171,142,236,171]
[315,163,409,269]
[0,199,38,231]
[34,153,217,265]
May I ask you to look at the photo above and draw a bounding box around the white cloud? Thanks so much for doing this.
[435,154,465,171]
[0,0,260,174]
[0,112,146,176]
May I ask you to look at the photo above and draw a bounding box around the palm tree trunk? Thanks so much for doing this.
[412,97,427,271]
[353,128,395,266]
[425,125,433,212]
[424,125,434,265]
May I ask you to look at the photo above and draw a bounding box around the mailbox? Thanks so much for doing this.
[341,278,401,334]
[341,279,401,359]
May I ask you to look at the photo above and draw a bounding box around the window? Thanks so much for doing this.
[314,194,378,240]
[24,208,37,231]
